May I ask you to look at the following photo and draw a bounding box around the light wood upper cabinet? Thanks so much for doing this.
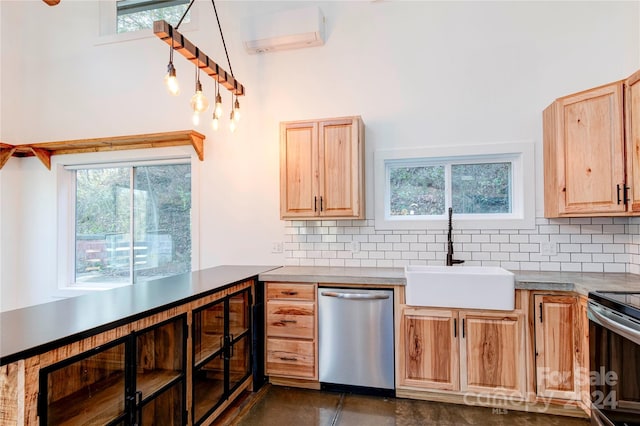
[626,70,640,213]
[280,122,319,218]
[544,69,640,217]
[533,294,582,402]
[280,116,364,219]
[543,82,626,217]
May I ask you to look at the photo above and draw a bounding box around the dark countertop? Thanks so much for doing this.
[3,265,637,366]
[0,265,278,366]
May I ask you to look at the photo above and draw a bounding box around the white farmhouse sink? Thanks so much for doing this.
[404,265,515,311]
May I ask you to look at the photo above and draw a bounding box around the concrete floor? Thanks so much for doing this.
[231,386,591,426]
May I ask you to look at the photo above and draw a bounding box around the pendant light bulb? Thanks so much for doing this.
[192,111,200,126]
[212,114,219,131]
[214,97,223,118]
[229,110,237,133]
[190,81,209,113]
[233,98,241,122]
[214,93,223,119]
[164,62,180,96]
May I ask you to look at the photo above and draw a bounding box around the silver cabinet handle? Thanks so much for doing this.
[321,291,389,300]
[588,301,640,345]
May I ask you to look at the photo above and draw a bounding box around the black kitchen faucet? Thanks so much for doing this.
[446,207,465,266]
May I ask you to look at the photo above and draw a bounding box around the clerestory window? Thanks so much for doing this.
[116,0,191,34]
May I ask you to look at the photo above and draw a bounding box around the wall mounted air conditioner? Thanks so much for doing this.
[243,6,325,54]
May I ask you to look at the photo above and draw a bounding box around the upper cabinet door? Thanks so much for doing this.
[318,118,363,218]
[544,82,627,217]
[280,122,319,218]
[626,70,640,213]
[280,116,364,220]
[559,82,625,215]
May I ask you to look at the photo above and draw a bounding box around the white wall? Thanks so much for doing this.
[1,0,639,311]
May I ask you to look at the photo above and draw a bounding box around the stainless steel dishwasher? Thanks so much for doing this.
[318,287,394,395]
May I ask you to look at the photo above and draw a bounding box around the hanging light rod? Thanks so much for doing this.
[153,20,245,97]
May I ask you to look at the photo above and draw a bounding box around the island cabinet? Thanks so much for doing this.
[543,68,640,217]
[192,287,252,425]
[264,282,318,386]
[38,315,187,425]
[279,116,365,220]
[533,293,588,410]
[398,305,526,399]
[0,273,258,426]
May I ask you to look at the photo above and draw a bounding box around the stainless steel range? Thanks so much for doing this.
[587,291,640,426]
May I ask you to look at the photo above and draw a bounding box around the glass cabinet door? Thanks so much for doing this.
[192,287,252,425]
[193,354,226,423]
[134,315,186,424]
[135,316,185,401]
[139,381,184,425]
[193,299,225,365]
[228,290,251,392]
[193,299,227,424]
[40,338,128,425]
[228,289,250,339]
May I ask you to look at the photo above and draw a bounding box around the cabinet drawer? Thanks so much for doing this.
[266,301,315,339]
[266,338,316,379]
[267,282,315,301]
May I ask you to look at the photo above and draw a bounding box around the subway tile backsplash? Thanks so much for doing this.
[630,217,640,275]
[284,217,640,275]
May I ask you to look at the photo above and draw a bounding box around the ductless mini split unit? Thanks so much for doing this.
[243,6,325,54]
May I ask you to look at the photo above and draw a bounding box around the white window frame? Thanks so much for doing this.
[55,149,200,294]
[97,0,199,45]
[374,141,535,230]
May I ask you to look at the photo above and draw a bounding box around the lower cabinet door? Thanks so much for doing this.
[38,338,129,426]
[534,294,581,401]
[193,355,226,424]
[134,315,187,425]
[39,314,187,426]
[229,334,251,392]
[192,285,253,425]
[459,312,526,398]
[139,381,185,425]
[399,306,459,391]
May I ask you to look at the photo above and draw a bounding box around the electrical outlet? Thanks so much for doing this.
[349,241,360,253]
[271,241,283,253]
[540,242,557,256]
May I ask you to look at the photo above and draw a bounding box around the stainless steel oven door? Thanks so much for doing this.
[590,406,615,426]
[588,300,640,426]
[588,300,640,345]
